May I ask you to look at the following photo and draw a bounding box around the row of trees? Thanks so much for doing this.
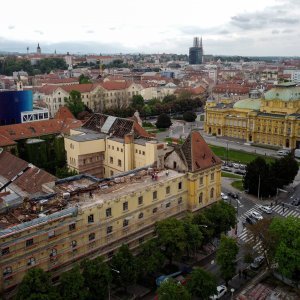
[0,57,67,75]
[243,154,299,197]
[16,201,237,299]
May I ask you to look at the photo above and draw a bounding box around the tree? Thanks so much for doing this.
[183,215,203,257]
[137,239,165,276]
[16,268,58,300]
[192,213,215,244]
[59,266,86,300]
[187,268,217,299]
[155,113,172,129]
[216,236,239,286]
[269,216,300,281]
[162,94,177,104]
[81,257,111,300]
[55,166,78,179]
[183,111,197,122]
[65,90,85,118]
[79,74,91,84]
[131,95,145,110]
[158,280,191,300]
[156,218,186,265]
[110,244,137,292]
[203,201,236,238]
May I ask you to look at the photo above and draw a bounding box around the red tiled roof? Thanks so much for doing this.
[100,81,131,90]
[61,83,96,93]
[0,134,16,146]
[54,106,75,120]
[0,119,81,147]
[0,151,56,194]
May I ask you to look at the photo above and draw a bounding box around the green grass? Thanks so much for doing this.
[221,172,243,179]
[209,144,275,164]
[231,180,244,191]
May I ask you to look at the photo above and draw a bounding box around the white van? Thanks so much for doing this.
[295,149,300,159]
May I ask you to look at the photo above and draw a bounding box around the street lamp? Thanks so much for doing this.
[230,288,235,300]
[108,268,120,300]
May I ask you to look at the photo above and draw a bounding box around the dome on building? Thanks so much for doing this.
[233,98,261,110]
[264,83,300,102]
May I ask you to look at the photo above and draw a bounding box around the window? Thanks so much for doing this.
[123,202,128,211]
[69,223,76,231]
[199,193,203,204]
[178,197,183,204]
[166,202,171,208]
[1,247,9,256]
[211,173,214,181]
[118,159,122,167]
[210,188,214,199]
[153,207,158,214]
[178,182,182,190]
[199,177,203,185]
[48,230,55,238]
[27,257,36,266]
[139,150,141,154]
[138,196,143,205]
[110,170,114,176]
[173,161,177,169]
[121,148,123,152]
[153,191,157,200]
[117,147,119,151]
[107,226,113,234]
[3,267,12,276]
[123,219,129,227]
[88,214,94,223]
[112,146,114,150]
[110,157,113,164]
[142,151,145,155]
[138,212,144,219]
[166,186,170,194]
[71,240,77,248]
[89,233,95,241]
[26,238,34,247]
[50,248,57,258]
[106,208,112,217]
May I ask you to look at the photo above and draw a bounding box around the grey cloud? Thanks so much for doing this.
[282,29,294,33]
[231,16,250,23]
[272,30,280,34]
[109,27,116,31]
[8,25,15,30]
[86,30,94,34]
[271,18,299,24]
[34,30,44,35]
[218,30,230,35]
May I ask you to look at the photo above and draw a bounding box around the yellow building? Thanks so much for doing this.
[65,113,165,178]
[204,83,300,149]
[0,131,221,295]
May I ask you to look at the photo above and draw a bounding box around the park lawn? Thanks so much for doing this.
[231,180,244,191]
[209,144,275,164]
[221,172,243,179]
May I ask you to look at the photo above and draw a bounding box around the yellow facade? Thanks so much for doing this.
[0,163,221,294]
[204,84,300,149]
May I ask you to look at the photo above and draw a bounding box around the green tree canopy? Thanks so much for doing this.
[183,111,197,122]
[187,267,217,299]
[55,166,78,179]
[16,268,58,300]
[155,113,172,129]
[216,236,239,286]
[203,201,236,238]
[79,74,91,84]
[156,218,186,265]
[131,95,145,110]
[162,94,177,104]
[81,257,111,300]
[65,90,85,118]
[59,266,86,300]
[269,217,300,281]
[136,239,165,276]
[158,279,191,300]
[192,213,215,244]
[111,244,137,292]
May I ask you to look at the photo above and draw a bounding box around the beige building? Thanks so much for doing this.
[0,131,221,295]
[65,113,164,178]
[205,83,300,149]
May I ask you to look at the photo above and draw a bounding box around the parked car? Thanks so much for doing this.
[234,169,246,175]
[228,192,239,199]
[239,164,246,170]
[221,192,228,200]
[243,216,257,225]
[292,198,300,206]
[227,162,233,167]
[233,163,240,168]
[250,255,265,270]
[250,211,263,220]
[222,166,232,172]
[209,285,228,299]
[258,205,272,214]
[277,149,290,156]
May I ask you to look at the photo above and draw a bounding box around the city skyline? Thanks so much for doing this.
[0,0,300,56]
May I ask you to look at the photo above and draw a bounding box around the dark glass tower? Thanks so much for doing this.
[189,37,203,65]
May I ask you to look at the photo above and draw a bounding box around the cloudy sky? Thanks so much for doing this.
[1,0,299,56]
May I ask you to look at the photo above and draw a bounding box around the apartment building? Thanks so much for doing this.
[0,130,221,294]
[64,113,162,178]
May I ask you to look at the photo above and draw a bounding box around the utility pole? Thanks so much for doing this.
[226,142,229,164]
[257,174,261,200]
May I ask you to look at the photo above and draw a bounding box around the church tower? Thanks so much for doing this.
[37,43,41,55]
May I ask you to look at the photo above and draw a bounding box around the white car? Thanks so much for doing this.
[258,205,272,214]
[210,285,227,299]
[221,192,228,200]
[250,211,263,220]
[233,163,240,168]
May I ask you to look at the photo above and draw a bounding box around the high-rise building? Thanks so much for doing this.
[37,43,41,55]
[189,37,203,65]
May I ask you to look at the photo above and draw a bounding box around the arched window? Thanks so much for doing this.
[199,192,203,204]
[210,188,214,199]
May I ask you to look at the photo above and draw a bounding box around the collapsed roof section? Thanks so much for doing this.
[82,113,152,138]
